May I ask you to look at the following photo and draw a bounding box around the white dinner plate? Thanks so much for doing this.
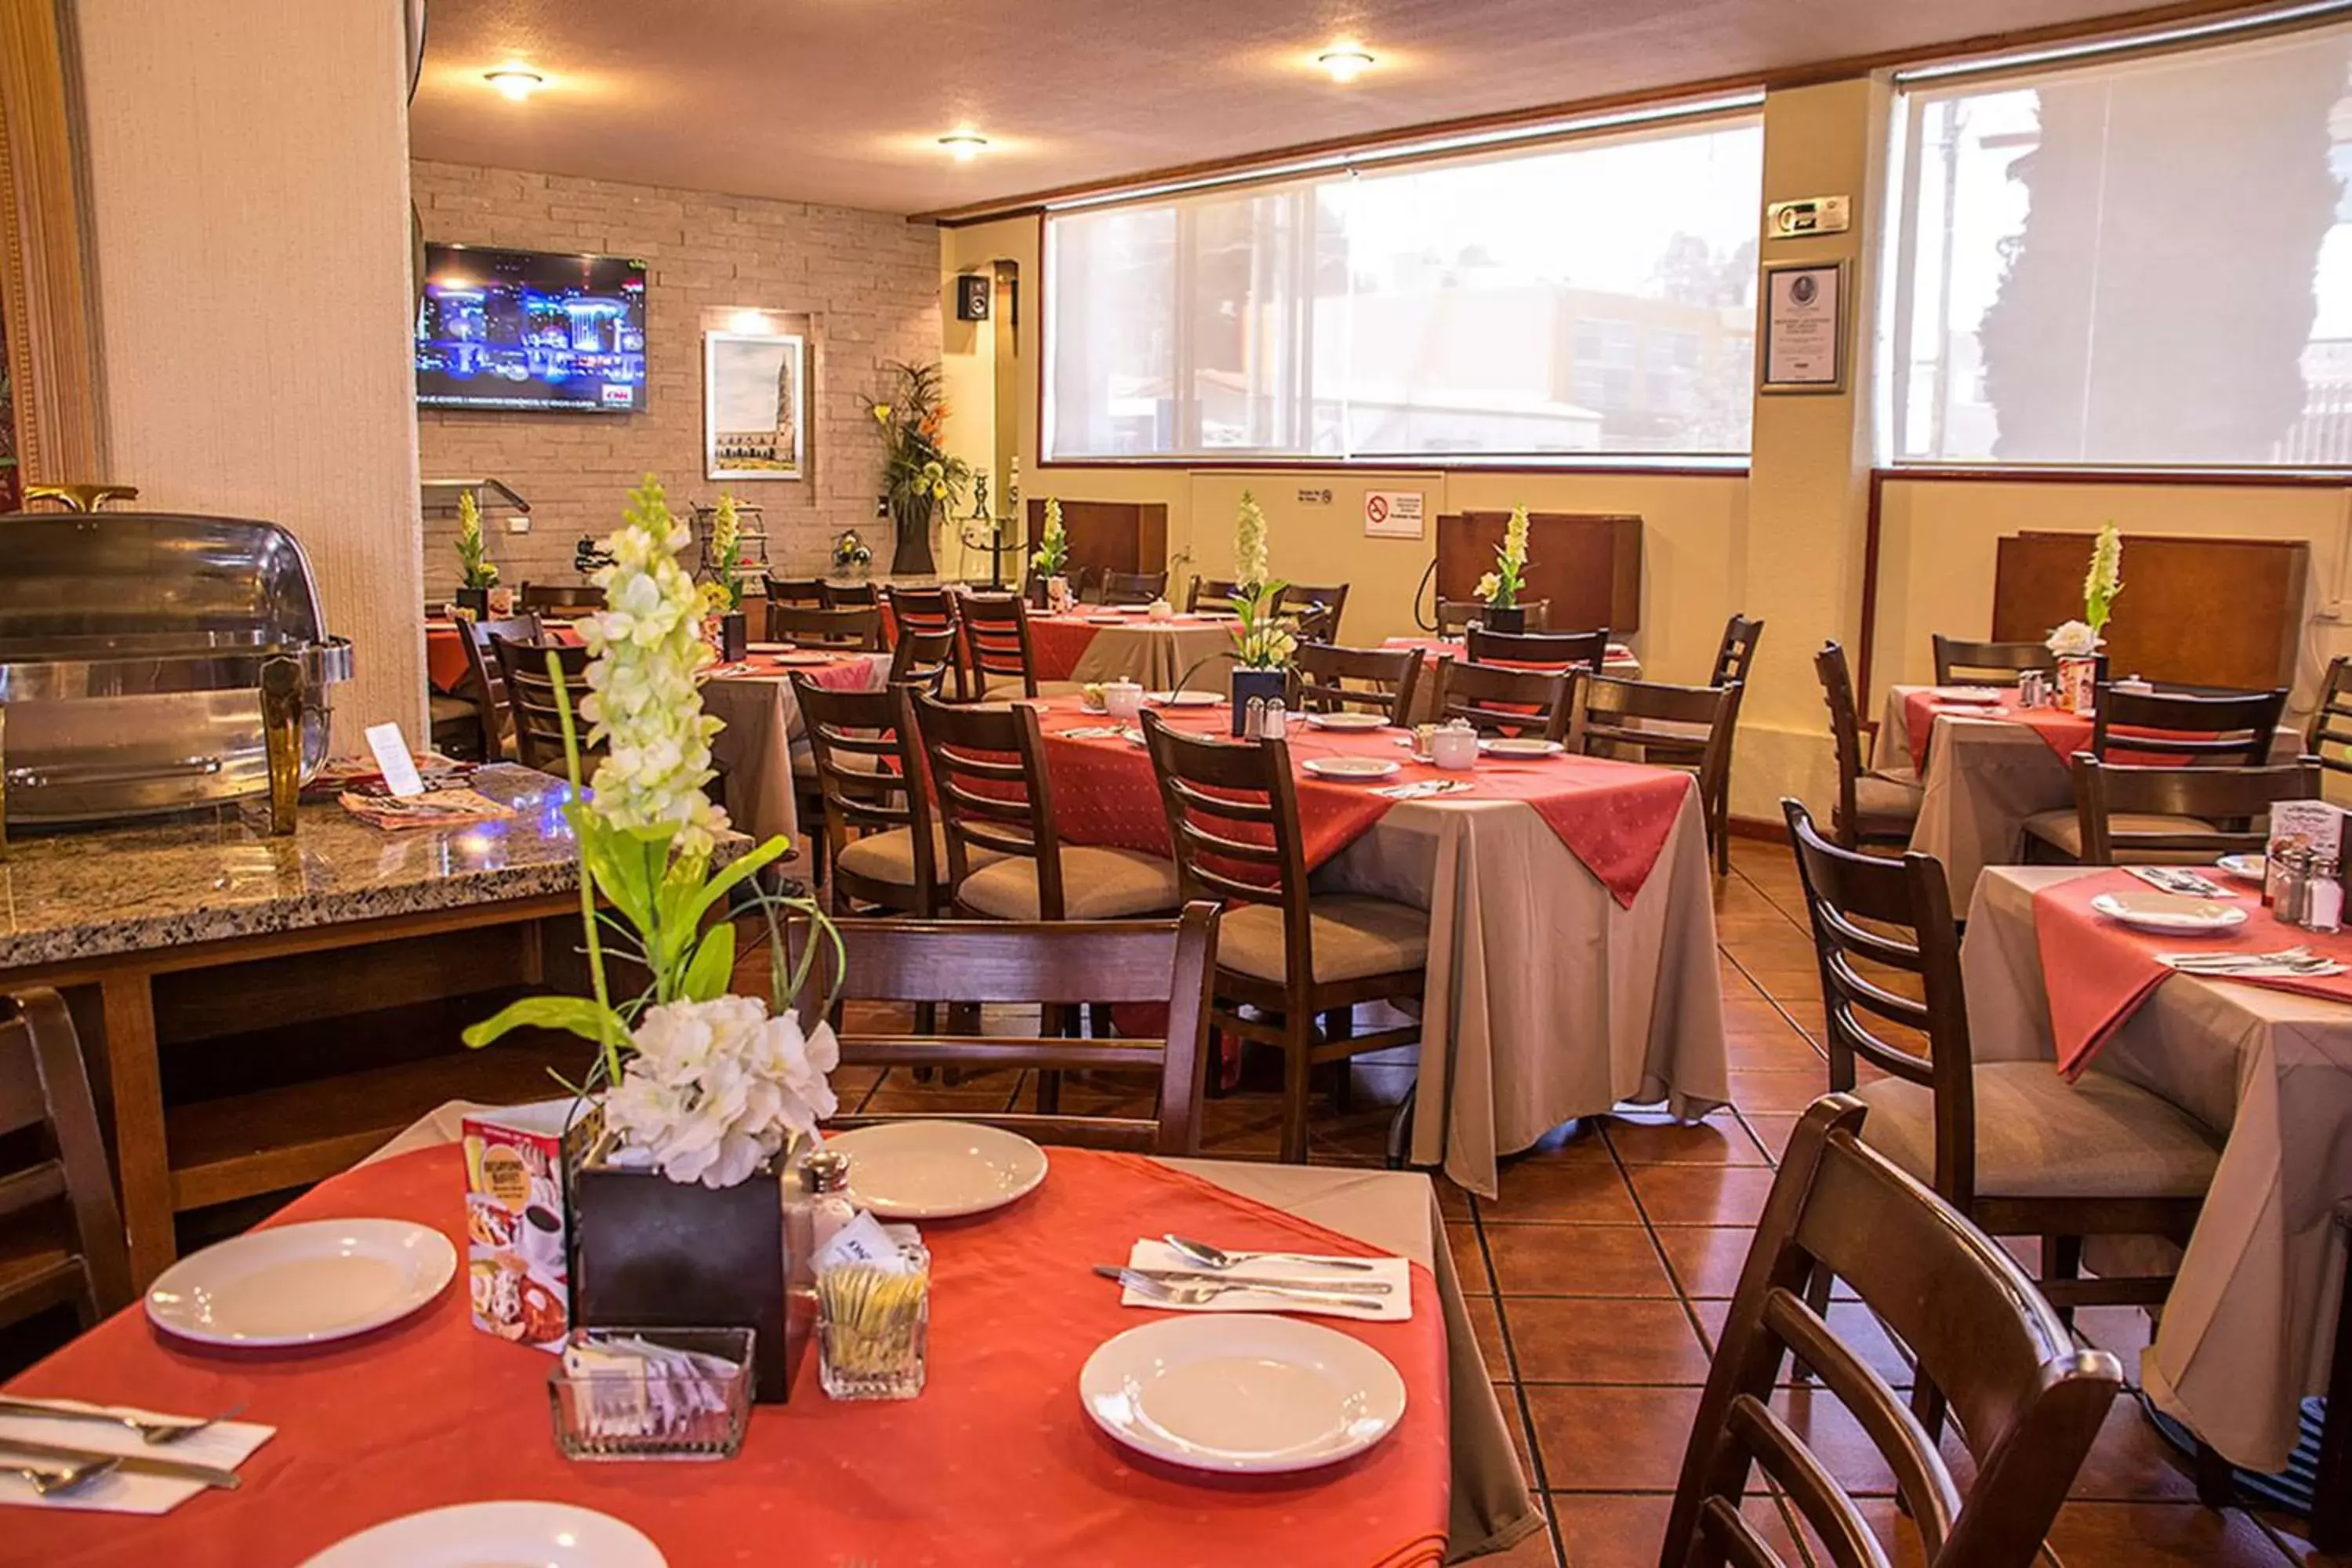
[1080,1313,1407,1474]
[771,651,838,666]
[297,1501,666,1568]
[146,1218,456,1348]
[1301,756,1400,781]
[746,641,791,654]
[1115,604,1153,614]
[2216,853,2267,883]
[822,1120,1050,1218]
[1305,711,1388,731]
[2089,891,2249,934]
[1086,615,1127,625]
[1929,686,2005,704]
[1479,737,1565,757]
[1149,690,1222,707]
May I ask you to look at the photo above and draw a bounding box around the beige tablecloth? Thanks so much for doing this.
[702,655,891,850]
[1873,685,2300,908]
[1962,866,2352,1472]
[372,1104,1541,1562]
[1062,622,1237,693]
[1323,784,1730,1196]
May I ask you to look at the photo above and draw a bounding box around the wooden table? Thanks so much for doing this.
[0,766,621,1287]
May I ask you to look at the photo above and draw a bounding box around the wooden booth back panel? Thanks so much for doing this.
[1991,531,2307,691]
[1436,512,1643,634]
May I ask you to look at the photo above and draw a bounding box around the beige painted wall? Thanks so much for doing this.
[74,0,425,742]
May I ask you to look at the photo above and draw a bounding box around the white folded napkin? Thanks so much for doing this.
[1119,1239,1413,1322]
[0,1399,274,1515]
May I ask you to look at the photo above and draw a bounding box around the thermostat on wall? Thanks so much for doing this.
[1766,196,1851,238]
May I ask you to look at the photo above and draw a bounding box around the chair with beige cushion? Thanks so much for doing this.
[2070,754,2318,866]
[1781,798,2217,1345]
[956,591,1083,701]
[1814,640,1921,851]
[912,691,1178,924]
[2306,653,2352,782]
[790,676,979,917]
[2021,682,2288,862]
[1287,643,1425,726]
[1564,672,1738,871]
[1142,710,1427,1163]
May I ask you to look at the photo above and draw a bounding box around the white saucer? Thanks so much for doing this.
[1302,757,1401,781]
[2089,891,2249,934]
[2216,853,2267,883]
[297,1501,666,1568]
[822,1120,1050,1218]
[1305,712,1387,731]
[146,1219,456,1348]
[1479,737,1565,757]
[1149,691,1222,707]
[1080,1313,1406,1473]
[1929,687,2005,704]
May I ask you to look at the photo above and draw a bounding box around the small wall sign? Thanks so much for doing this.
[1363,490,1425,539]
[1759,260,1847,394]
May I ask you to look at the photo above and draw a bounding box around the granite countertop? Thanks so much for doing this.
[0,764,600,970]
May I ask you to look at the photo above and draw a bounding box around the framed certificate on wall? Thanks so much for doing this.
[1759,261,1847,394]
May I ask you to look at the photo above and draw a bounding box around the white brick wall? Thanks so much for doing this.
[413,159,942,594]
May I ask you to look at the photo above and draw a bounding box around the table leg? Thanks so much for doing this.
[98,971,174,1290]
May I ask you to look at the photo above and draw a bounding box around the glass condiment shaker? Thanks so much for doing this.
[2276,848,2311,929]
[1243,696,1266,739]
[1261,701,1288,739]
[2310,855,2344,935]
[804,1149,857,1254]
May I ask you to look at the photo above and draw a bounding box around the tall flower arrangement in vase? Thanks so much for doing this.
[2045,522,2123,711]
[1477,503,1531,610]
[864,361,971,576]
[1031,497,1070,609]
[707,493,747,612]
[466,474,843,1189]
[1220,490,1295,732]
[454,490,499,615]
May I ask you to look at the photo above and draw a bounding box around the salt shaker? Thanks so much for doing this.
[804,1149,857,1254]
[1243,697,1265,739]
[1261,702,1288,739]
[2277,848,2311,929]
[2310,855,2344,935]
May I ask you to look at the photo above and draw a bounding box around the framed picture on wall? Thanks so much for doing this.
[704,330,804,480]
[1758,260,1847,394]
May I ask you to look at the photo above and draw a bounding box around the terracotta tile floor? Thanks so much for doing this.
[826,839,2342,1567]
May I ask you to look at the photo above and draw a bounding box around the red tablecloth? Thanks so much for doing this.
[423,620,584,695]
[1900,690,2205,771]
[2031,868,2352,1076]
[7,1144,1449,1568]
[1039,702,1690,908]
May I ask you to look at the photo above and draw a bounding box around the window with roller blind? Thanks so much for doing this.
[1885,18,2352,466]
[1040,108,1764,463]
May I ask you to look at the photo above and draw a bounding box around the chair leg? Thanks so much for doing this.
[1385,1084,1415,1170]
[1279,1015,1313,1164]
[1322,1007,1355,1112]
[1088,1001,1114,1040]
[1711,776,1730,877]
[2047,1234,2083,1331]
[1036,1003,1067,1115]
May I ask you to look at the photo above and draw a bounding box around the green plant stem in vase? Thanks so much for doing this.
[866,361,971,577]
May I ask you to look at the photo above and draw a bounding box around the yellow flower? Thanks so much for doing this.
[1475,572,1502,603]
[871,405,891,424]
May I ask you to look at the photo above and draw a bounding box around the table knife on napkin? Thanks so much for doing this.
[0,1436,240,1490]
[2127,866,2230,898]
[1112,1266,1394,1295]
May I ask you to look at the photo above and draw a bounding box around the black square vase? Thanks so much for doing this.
[455,586,490,619]
[720,611,748,663]
[1481,605,1526,633]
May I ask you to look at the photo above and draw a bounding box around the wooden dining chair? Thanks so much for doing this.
[767,603,884,651]
[800,906,1220,1155]
[762,575,826,609]
[1098,570,1167,605]
[1435,659,1572,742]
[2307,655,2352,779]
[490,636,599,775]
[1185,575,1244,612]
[1624,614,1763,875]
[455,613,544,762]
[956,591,1078,699]
[1710,612,1766,690]
[2022,683,2289,862]
[1280,583,1350,641]
[1813,641,1921,851]
[1565,673,1738,867]
[1438,597,1552,635]
[1288,643,1425,726]
[911,691,1180,923]
[820,580,880,609]
[2070,755,2319,866]
[1781,798,2220,1342]
[517,583,601,617]
[884,585,958,641]
[1661,1094,2123,1568]
[887,625,960,692]
[1142,712,1427,1163]
[791,677,956,917]
[1931,634,2058,687]
[1465,625,1610,673]
[0,988,133,1331]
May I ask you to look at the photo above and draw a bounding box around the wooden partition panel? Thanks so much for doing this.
[1025,499,1168,579]
[1437,512,1642,633]
[1991,530,2307,690]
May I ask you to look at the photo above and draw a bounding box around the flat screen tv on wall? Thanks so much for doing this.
[416,243,648,413]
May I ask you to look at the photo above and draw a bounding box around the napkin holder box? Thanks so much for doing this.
[569,1144,815,1403]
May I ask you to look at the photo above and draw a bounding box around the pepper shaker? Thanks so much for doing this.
[1243,696,1265,739]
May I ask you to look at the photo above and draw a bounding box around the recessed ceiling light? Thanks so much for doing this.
[484,67,545,102]
[938,131,989,162]
[1317,45,1375,82]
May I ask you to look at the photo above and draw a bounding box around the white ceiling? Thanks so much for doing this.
[408,0,2222,217]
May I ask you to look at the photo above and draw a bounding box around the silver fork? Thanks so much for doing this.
[1099,1265,1382,1314]
[5,1454,119,1495]
[0,1397,243,1446]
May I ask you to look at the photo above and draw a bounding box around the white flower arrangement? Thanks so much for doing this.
[2045,619,2102,658]
[604,995,841,1189]
[1234,490,1270,591]
[456,489,499,590]
[2083,521,2123,634]
[579,477,731,858]
[1483,503,1531,608]
[1031,496,1069,575]
[707,493,746,612]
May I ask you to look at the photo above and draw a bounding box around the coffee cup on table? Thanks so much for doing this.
[1104,681,1145,723]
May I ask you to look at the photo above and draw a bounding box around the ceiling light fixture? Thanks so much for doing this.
[1317,45,1375,83]
[938,132,989,162]
[484,67,545,101]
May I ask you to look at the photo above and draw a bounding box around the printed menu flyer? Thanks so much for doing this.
[463,1101,595,1351]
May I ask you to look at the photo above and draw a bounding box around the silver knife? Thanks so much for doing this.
[1098,1265,1394,1295]
[0,1436,241,1490]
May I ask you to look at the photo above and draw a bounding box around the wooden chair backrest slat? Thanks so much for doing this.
[762,575,827,608]
[457,613,544,755]
[1713,614,1767,688]
[768,604,884,651]
[956,593,1040,699]
[2072,756,2320,865]
[0,989,132,1329]
[2089,684,2286,767]
[1437,659,1571,742]
[1466,626,1608,673]
[912,691,1064,904]
[1289,643,1425,724]
[1931,635,2058,686]
[489,636,598,775]
[1143,715,1317,977]
[1813,641,1871,848]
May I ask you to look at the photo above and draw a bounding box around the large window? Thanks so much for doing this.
[1043,111,1764,463]
[1887,21,2352,466]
